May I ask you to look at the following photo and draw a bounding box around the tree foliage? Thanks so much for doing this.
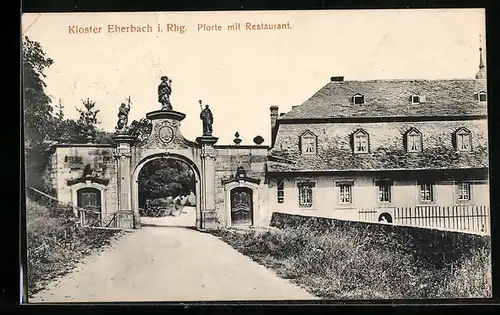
[23,36,56,189]
[138,159,195,208]
[129,118,153,143]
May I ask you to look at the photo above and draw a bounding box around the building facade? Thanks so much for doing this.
[266,77,489,225]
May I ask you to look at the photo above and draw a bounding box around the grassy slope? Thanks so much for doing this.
[25,198,125,297]
[211,227,491,299]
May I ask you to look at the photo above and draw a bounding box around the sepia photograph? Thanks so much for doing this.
[21,9,491,303]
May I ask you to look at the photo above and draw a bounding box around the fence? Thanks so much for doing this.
[79,210,134,229]
[358,205,490,234]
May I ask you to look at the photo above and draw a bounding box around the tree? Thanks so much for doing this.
[22,36,56,189]
[138,159,195,209]
[129,118,153,142]
[75,98,100,142]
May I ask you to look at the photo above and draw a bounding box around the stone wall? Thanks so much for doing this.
[270,212,491,269]
[49,144,118,216]
[214,145,269,226]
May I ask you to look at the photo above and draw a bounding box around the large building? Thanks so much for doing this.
[265,47,489,227]
[44,45,489,232]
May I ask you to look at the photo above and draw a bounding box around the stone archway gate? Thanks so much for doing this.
[113,109,219,230]
[47,105,270,230]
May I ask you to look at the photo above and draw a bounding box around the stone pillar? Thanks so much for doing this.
[196,136,218,230]
[112,134,136,229]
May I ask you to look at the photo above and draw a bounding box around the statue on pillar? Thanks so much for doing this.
[199,100,213,136]
[115,97,131,133]
[158,76,173,111]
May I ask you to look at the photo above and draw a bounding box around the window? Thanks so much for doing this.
[475,91,487,102]
[419,183,434,202]
[277,179,284,203]
[377,181,392,203]
[297,181,315,208]
[300,131,317,155]
[406,128,422,152]
[352,94,365,105]
[455,128,472,152]
[410,95,427,104]
[457,182,471,201]
[337,182,353,204]
[353,129,369,153]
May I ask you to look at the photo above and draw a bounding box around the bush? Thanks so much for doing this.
[142,198,174,216]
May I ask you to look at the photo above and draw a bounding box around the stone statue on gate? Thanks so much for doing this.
[115,97,131,133]
[158,76,173,111]
[199,100,213,136]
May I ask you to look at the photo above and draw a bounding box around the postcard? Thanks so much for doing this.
[21,9,491,303]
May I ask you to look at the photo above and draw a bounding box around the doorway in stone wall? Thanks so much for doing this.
[230,187,253,226]
[136,157,198,228]
[77,187,102,225]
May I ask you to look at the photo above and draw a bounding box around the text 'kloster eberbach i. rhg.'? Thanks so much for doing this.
[68,22,292,35]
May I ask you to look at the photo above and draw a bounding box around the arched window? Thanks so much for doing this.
[352,129,369,153]
[454,127,472,152]
[405,128,422,153]
[300,130,317,155]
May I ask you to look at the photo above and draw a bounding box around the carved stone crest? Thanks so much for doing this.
[158,126,174,144]
[154,121,175,144]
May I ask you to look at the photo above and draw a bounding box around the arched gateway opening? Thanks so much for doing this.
[131,153,202,229]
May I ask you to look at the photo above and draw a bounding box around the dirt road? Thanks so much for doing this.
[30,215,316,302]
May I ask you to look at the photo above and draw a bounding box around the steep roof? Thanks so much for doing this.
[267,145,489,173]
[279,79,488,120]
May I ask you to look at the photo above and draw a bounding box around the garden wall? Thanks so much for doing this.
[270,212,491,269]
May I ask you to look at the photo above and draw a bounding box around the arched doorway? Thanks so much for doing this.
[131,153,202,229]
[230,187,254,226]
[378,212,393,224]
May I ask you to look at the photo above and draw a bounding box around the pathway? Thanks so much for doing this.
[30,208,316,302]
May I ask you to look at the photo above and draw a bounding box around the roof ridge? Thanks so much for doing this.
[329,78,481,83]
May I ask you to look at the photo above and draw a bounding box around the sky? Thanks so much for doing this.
[22,9,486,145]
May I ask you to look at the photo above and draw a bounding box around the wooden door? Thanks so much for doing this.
[77,188,101,225]
[230,187,253,225]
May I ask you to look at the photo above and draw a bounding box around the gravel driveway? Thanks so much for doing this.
[29,223,317,302]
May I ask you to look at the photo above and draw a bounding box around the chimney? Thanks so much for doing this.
[270,106,279,144]
[330,76,344,82]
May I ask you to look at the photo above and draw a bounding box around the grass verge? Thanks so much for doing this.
[25,198,126,298]
[210,226,491,299]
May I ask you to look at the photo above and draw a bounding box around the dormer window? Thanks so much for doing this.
[300,130,317,155]
[410,95,426,104]
[352,93,365,105]
[474,91,487,102]
[454,127,472,152]
[405,128,422,153]
[352,129,369,154]
[411,95,420,104]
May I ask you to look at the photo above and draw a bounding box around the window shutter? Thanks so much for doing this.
[420,95,426,103]
[474,93,479,101]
